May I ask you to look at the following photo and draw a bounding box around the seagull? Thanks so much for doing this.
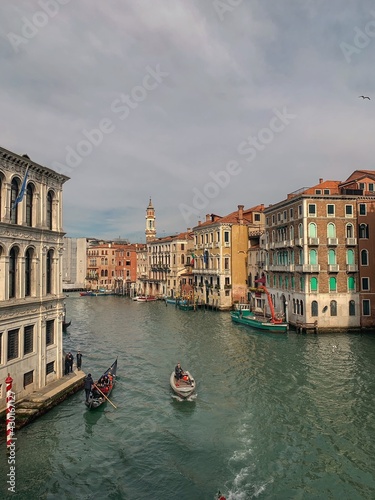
[359,95,371,100]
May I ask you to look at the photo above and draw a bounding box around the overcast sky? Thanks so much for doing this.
[1,1,375,242]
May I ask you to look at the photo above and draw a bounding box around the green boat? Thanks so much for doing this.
[230,309,288,333]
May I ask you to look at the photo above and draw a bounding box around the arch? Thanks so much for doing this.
[361,249,369,266]
[10,177,20,224]
[309,249,317,265]
[328,249,336,265]
[346,249,355,265]
[359,223,369,239]
[346,223,354,238]
[348,276,355,291]
[327,222,336,238]
[46,249,53,294]
[298,223,303,238]
[330,300,337,316]
[308,222,317,238]
[25,247,34,296]
[349,300,355,316]
[329,276,337,292]
[46,190,54,230]
[310,277,318,292]
[26,183,34,227]
[311,300,318,316]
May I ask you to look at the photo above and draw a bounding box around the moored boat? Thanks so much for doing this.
[136,295,157,302]
[170,370,196,399]
[85,359,118,409]
[230,309,288,333]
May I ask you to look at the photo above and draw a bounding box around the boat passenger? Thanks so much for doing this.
[175,362,184,380]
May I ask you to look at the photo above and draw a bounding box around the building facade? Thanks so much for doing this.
[0,146,68,410]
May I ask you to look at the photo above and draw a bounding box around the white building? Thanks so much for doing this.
[62,237,87,291]
[0,146,69,410]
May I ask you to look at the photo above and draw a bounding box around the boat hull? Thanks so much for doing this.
[85,359,117,410]
[170,371,196,399]
[231,311,288,333]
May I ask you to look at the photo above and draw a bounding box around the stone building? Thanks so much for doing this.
[0,146,68,410]
[262,173,375,331]
[62,237,87,291]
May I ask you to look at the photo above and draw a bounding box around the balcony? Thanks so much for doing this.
[327,264,339,272]
[346,264,358,272]
[295,238,303,247]
[295,264,320,273]
[308,238,319,246]
[346,238,357,246]
[327,238,338,246]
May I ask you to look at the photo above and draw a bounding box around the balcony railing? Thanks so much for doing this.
[295,238,303,247]
[295,264,320,272]
[327,238,338,246]
[327,264,339,272]
[346,238,357,246]
[308,238,319,246]
[346,264,358,272]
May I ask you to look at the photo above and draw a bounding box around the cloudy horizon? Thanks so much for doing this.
[2,1,375,243]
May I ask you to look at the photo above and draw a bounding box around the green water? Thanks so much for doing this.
[1,295,375,499]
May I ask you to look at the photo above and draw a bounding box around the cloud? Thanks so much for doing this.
[1,0,375,241]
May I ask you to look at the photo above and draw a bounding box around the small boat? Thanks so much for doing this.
[85,359,118,410]
[80,291,94,296]
[170,370,196,399]
[178,302,195,311]
[230,309,288,333]
[62,320,71,331]
[136,295,157,302]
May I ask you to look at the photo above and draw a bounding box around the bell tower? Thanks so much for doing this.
[145,198,156,242]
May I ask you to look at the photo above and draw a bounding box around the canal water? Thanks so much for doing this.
[2,295,375,499]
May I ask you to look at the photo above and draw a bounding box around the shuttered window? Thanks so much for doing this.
[24,325,34,354]
[46,320,54,346]
[46,361,54,375]
[24,370,33,387]
[7,329,19,360]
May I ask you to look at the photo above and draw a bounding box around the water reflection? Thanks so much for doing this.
[83,407,104,435]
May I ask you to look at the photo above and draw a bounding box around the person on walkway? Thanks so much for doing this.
[64,354,70,375]
[84,373,94,402]
[76,351,82,371]
[68,352,74,372]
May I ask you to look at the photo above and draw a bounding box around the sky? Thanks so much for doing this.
[1,1,375,242]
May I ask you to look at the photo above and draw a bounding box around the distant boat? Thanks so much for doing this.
[136,295,157,302]
[230,309,288,333]
[62,320,71,331]
[80,291,94,296]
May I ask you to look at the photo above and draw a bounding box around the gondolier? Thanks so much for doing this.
[84,374,94,403]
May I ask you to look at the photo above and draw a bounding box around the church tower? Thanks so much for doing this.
[145,198,156,242]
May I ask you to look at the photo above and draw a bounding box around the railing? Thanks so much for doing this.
[327,264,339,272]
[295,238,303,246]
[308,238,319,246]
[327,238,338,246]
[346,238,357,246]
[346,264,358,272]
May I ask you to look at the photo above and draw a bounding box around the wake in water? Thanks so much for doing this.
[171,393,197,402]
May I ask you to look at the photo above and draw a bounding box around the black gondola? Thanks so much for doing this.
[85,359,118,410]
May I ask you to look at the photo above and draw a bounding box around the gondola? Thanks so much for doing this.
[85,358,118,409]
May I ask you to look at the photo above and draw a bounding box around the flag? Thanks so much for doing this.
[12,166,29,211]
[191,253,196,266]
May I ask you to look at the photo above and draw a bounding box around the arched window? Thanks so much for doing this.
[46,191,53,230]
[359,223,369,239]
[181,254,185,265]
[328,249,336,265]
[327,222,336,238]
[101,270,105,277]
[308,223,317,238]
[361,249,369,266]
[10,178,19,224]
[46,250,53,294]
[298,223,303,238]
[26,184,33,227]
[300,276,304,292]
[309,249,317,265]
[293,298,296,313]
[311,300,318,316]
[346,249,355,265]
[348,276,355,291]
[300,300,304,315]
[349,300,355,316]
[310,277,318,292]
[329,277,337,292]
[330,300,337,316]
[290,225,294,240]
[25,248,32,296]
[9,247,18,298]
[346,224,354,238]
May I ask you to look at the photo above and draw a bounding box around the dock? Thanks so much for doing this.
[295,320,319,334]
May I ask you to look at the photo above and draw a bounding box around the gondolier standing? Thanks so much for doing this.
[76,350,82,370]
[84,373,94,403]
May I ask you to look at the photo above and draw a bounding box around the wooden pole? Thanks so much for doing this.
[92,383,117,409]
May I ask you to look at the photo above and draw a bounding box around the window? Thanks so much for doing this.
[359,204,366,216]
[327,223,336,238]
[46,250,53,293]
[346,249,355,265]
[290,208,293,218]
[224,258,229,270]
[328,249,336,265]
[7,329,19,361]
[254,213,260,222]
[298,205,302,216]
[346,224,354,238]
[359,224,369,239]
[24,325,34,355]
[26,184,33,226]
[323,189,330,195]
[298,223,303,238]
[46,320,54,346]
[348,276,355,291]
[369,183,374,192]
[359,182,365,190]
[24,370,34,388]
[311,300,318,316]
[46,191,53,229]
[330,300,337,316]
[349,300,356,316]
[362,277,370,291]
[315,189,321,194]
[329,277,337,292]
[327,204,335,216]
[308,223,317,238]
[362,299,370,316]
[361,249,369,266]
[345,205,353,216]
[10,178,19,224]
[309,249,318,265]
[308,204,316,216]
[310,277,318,292]
[224,232,229,243]
[9,247,17,299]
[25,248,32,297]
[46,361,55,375]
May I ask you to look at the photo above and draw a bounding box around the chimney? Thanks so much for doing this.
[319,178,323,184]
[238,205,244,224]
[206,214,211,222]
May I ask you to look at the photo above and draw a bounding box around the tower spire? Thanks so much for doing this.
[145,198,156,242]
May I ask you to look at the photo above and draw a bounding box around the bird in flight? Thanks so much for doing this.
[359,95,371,100]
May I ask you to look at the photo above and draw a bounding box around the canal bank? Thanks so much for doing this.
[0,370,85,432]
